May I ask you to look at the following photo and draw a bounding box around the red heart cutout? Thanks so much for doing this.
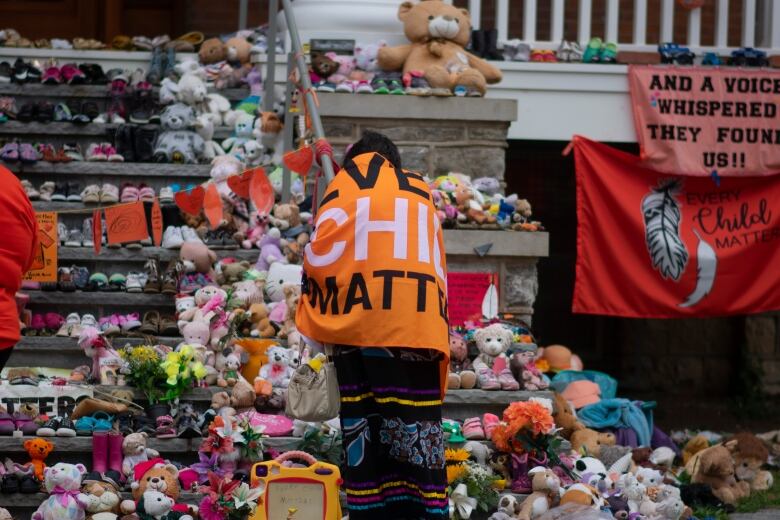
[203,183,223,230]
[174,185,205,216]
[283,146,314,176]
[250,166,274,215]
[227,168,257,199]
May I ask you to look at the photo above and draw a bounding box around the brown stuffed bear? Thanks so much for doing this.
[552,392,585,439]
[729,432,773,492]
[199,37,226,64]
[229,380,256,413]
[311,52,339,83]
[218,260,252,289]
[180,242,217,280]
[687,442,751,505]
[249,303,276,338]
[570,428,616,458]
[377,0,502,96]
[279,285,301,339]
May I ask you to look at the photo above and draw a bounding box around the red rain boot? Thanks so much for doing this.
[107,431,124,476]
[92,432,108,473]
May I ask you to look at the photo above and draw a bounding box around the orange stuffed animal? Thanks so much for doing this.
[24,438,54,481]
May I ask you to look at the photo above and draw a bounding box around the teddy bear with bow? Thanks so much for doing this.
[472,323,518,391]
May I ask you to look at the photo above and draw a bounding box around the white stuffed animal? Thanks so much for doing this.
[222,111,255,154]
[194,113,225,160]
[32,463,89,520]
[472,323,516,391]
[258,346,293,388]
[210,154,244,199]
[137,490,193,520]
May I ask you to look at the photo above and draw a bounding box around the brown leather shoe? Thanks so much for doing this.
[143,257,162,293]
[161,260,181,295]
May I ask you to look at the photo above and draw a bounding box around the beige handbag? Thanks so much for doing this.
[285,347,340,421]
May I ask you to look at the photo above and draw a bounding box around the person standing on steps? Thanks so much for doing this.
[297,131,451,520]
[0,165,38,372]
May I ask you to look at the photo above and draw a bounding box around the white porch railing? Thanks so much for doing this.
[458,0,780,54]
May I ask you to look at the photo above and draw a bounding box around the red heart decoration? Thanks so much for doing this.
[283,146,314,176]
[151,198,163,247]
[203,183,223,230]
[92,209,102,255]
[250,166,274,215]
[227,168,257,199]
[174,185,205,216]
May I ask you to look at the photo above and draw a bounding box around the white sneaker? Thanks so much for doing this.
[181,226,202,243]
[162,226,184,249]
[56,312,81,337]
[159,186,174,203]
[126,272,144,293]
[82,219,94,248]
[57,223,68,245]
[65,229,83,247]
[80,314,98,329]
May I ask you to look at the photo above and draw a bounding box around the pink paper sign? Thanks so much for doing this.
[447,272,497,326]
[629,65,780,176]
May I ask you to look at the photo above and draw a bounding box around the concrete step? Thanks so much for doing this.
[54,246,258,262]
[27,291,174,308]
[0,83,248,102]
[9,160,212,179]
[0,120,233,139]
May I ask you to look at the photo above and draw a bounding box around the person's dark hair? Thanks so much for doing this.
[342,130,402,169]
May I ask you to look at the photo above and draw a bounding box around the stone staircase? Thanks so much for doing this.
[1,81,547,518]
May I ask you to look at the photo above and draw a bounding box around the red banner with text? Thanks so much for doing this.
[572,136,780,318]
[629,65,780,176]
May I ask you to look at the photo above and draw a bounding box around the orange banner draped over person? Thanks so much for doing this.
[295,152,450,395]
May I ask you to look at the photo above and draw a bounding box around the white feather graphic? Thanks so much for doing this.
[679,229,717,308]
[481,279,499,319]
[642,181,688,281]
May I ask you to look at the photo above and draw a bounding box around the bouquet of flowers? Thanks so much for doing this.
[198,472,262,520]
[445,448,500,519]
[119,344,207,404]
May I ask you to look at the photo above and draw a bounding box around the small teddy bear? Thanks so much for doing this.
[258,346,293,388]
[217,352,245,388]
[32,463,90,520]
[136,489,194,520]
[153,103,206,164]
[24,437,54,482]
[447,332,476,390]
[122,433,160,482]
[472,323,518,391]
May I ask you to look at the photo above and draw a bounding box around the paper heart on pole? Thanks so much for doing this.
[151,198,163,246]
[283,145,313,176]
[227,168,256,199]
[203,183,223,229]
[174,185,205,216]
[449,483,476,519]
[250,165,274,215]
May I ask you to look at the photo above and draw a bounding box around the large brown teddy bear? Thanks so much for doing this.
[377,0,502,96]
[687,442,751,505]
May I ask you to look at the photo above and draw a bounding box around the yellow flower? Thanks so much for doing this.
[193,362,207,380]
[179,344,194,358]
[446,448,470,463]
[447,464,467,484]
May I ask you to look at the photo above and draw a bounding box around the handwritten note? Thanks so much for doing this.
[267,482,324,519]
[24,212,57,282]
[447,272,498,326]
[105,201,148,245]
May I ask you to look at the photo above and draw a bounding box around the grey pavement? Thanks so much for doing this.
[730,511,780,519]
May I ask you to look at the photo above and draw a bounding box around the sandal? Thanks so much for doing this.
[462,417,485,440]
[159,315,179,336]
[74,416,95,436]
[19,143,39,164]
[139,311,160,335]
[156,415,177,439]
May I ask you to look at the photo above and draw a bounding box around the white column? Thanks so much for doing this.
[771,0,780,48]
[687,7,701,48]
[660,0,674,42]
[496,0,509,42]
[524,0,537,43]
[715,0,729,48]
[578,0,592,43]
[742,0,756,47]
[551,0,565,43]
[468,0,482,30]
[633,0,647,45]
[605,0,619,43]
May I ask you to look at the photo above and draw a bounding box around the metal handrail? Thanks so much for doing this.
[267,0,335,184]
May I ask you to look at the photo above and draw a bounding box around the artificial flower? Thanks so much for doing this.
[216,418,245,444]
[201,471,240,499]
[231,482,263,512]
[190,451,225,483]
[198,494,226,520]
[447,463,468,484]
[193,361,207,380]
[445,448,470,463]
[200,433,234,455]
[535,358,550,372]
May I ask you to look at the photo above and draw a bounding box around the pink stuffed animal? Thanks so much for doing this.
[77,327,123,385]
[325,52,356,84]
[241,210,269,249]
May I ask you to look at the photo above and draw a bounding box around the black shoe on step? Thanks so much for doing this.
[0,474,19,494]
[0,61,11,83]
[470,29,486,58]
[115,124,136,162]
[19,474,40,493]
[483,29,504,60]
[135,125,159,162]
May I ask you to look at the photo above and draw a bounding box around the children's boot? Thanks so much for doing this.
[92,431,108,473]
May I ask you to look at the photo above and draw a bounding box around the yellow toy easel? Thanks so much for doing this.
[250,451,342,520]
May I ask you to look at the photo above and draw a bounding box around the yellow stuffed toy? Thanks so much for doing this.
[377,0,502,96]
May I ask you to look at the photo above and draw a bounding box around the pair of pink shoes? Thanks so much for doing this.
[28,313,65,335]
[120,183,155,203]
[477,359,520,391]
[86,142,123,162]
[42,63,86,85]
[462,413,500,441]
